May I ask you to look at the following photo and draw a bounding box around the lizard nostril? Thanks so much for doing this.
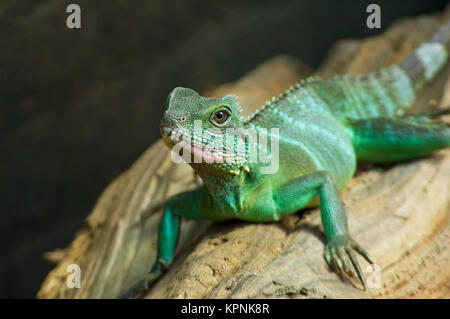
[160,117,174,128]
[160,117,175,138]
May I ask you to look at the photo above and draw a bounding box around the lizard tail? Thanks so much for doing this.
[339,18,450,120]
[300,17,450,123]
[399,19,450,92]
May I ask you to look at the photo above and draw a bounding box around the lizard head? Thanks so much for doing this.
[160,87,248,176]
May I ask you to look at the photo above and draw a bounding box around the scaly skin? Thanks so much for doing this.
[122,20,450,298]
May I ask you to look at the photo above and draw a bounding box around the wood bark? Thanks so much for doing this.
[38,9,450,299]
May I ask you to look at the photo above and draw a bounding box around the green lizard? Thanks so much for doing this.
[123,21,450,298]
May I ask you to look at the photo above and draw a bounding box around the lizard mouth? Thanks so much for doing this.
[160,123,231,164]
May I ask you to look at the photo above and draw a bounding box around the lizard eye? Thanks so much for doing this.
[211,108,231,127]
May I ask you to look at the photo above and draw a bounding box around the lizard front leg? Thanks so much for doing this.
[272,170,374,288]
[121,188,210,298]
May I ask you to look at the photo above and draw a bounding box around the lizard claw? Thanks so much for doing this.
[324,235,373,289]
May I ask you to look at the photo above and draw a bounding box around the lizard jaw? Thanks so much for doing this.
[160,124,232,164]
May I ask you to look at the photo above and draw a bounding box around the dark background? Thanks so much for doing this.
[0,0,448,298]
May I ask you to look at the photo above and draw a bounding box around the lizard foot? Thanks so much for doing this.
[324,234,374,289]
[120,265,162,299]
